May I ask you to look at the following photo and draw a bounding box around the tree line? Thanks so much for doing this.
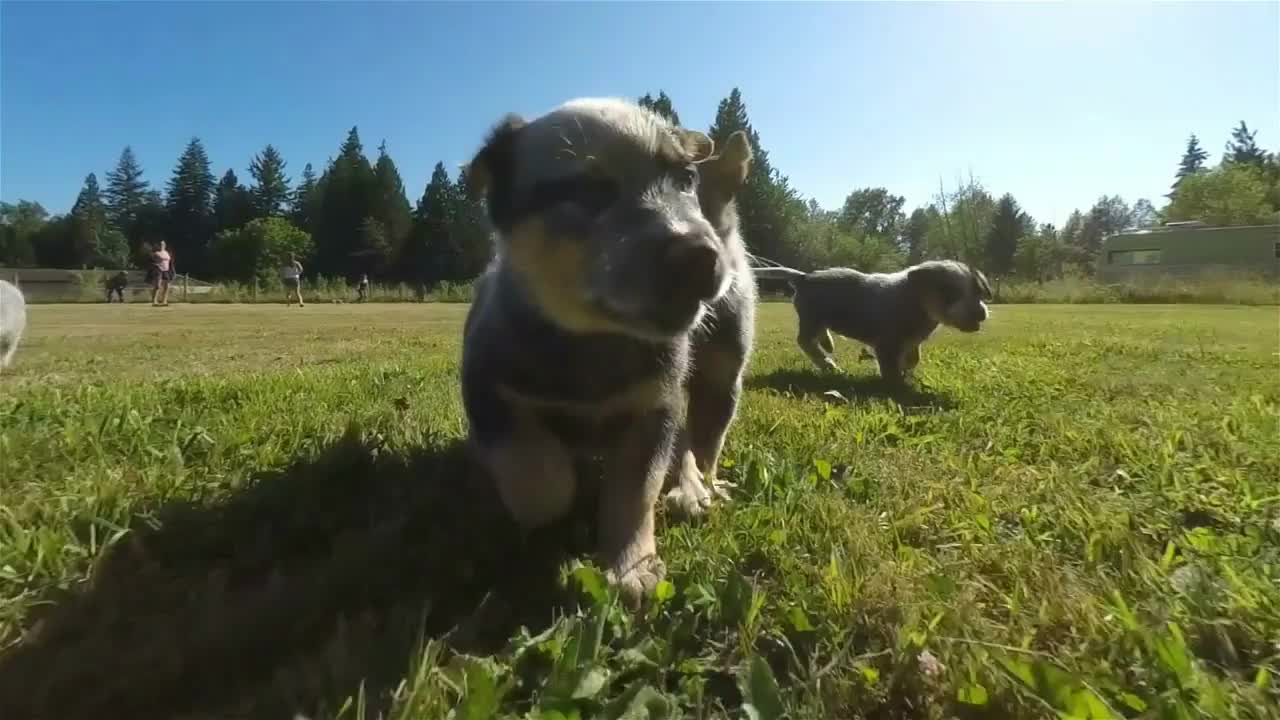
[2,87,1277,287]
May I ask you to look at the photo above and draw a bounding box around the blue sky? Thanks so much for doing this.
[2,1,1277,227]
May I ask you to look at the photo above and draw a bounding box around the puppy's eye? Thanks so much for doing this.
[672,164,699,192]
[531,175,619,215]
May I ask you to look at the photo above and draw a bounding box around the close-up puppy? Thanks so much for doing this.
[754,260,992,384]
[0,279,28,372]
[460,98,756,608]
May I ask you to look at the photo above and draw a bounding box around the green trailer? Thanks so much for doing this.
[1099,222,1280,282]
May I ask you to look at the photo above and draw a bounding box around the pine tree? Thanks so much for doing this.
[132,190,170,267]
[1170,134,1209,198]
[370,141,413,268]
[708,88,771,177]
[68,173,110,267]
[637,90,681,126]
[314,127,376,276]
[103,146,150,236]
[1225,121,1266,168]
[450,167,494,279]
[405,162,458,284]
[352,216,392,276]
[71,173,107,228]
[249,144,291,218]
[706,88,804,265]
[165,137,216,275]
[290,163,321,233]
[984,193,1029,277]
[214,169,254,235]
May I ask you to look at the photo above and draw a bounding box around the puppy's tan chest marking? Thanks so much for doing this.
[496,376,674,420]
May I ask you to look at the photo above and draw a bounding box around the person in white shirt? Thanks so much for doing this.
[281,254,305,307]
[357,273,370,303]
[150,241,174,307]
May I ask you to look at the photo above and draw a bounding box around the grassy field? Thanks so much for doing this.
[0,302,1277,719]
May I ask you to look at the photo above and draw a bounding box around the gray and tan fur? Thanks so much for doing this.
[0,279,27,372]
[755,260,992,383]
[461,98,757,608]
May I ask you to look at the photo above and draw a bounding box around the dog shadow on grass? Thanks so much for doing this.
[0,428,598,720]
[747,366,957,412]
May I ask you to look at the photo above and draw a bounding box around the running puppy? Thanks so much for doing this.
[755,260,992,384]
[0,279,28,371]
[461,98,757,608]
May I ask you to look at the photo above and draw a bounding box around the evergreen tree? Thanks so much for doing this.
[314,127,376,275]
[213,169,254,234]
[103,146,150,236]
[71,173,107,229]
[706,88,804,265]
[637,90,681,126]
[450,167,494,280]
[133,191,171,268]
[70,173,111,267]
[165,137,216,275]
[370,141,413,268]
[352,216,393,276]
[1170,134,1209,198]
[405,162,458,284]
[290,162,321,233]
[1225,121,1266,168]
[984,193,1029,277]
[249,144,291,218]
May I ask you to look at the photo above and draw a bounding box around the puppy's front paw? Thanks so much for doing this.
[607,555,667,610]
[665,451,713,521]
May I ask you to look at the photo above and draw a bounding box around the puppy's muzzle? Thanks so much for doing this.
[658,236,724,307]
[958,301,989,332]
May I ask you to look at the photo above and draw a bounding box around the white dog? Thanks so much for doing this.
[0,279,28,371]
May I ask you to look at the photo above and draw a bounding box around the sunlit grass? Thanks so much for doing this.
[0,302,1276,718]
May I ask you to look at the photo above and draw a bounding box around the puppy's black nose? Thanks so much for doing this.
[661,239,723,303]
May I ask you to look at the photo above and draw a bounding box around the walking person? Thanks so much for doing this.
[282,253,305,307]
[149,241,173,306]
[357,273,370,303]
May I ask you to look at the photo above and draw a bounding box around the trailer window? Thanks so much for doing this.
[1108,249,1162,265]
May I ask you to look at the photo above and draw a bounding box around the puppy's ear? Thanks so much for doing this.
[696,131,754,229]
[711,131,753,186]
[906,264,949,295]
[465,113,526,217]
[678,130,715,163]
[700,131,753,190]
[971,267,993,300]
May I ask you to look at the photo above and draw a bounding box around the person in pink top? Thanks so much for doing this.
[149,241,174,306]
